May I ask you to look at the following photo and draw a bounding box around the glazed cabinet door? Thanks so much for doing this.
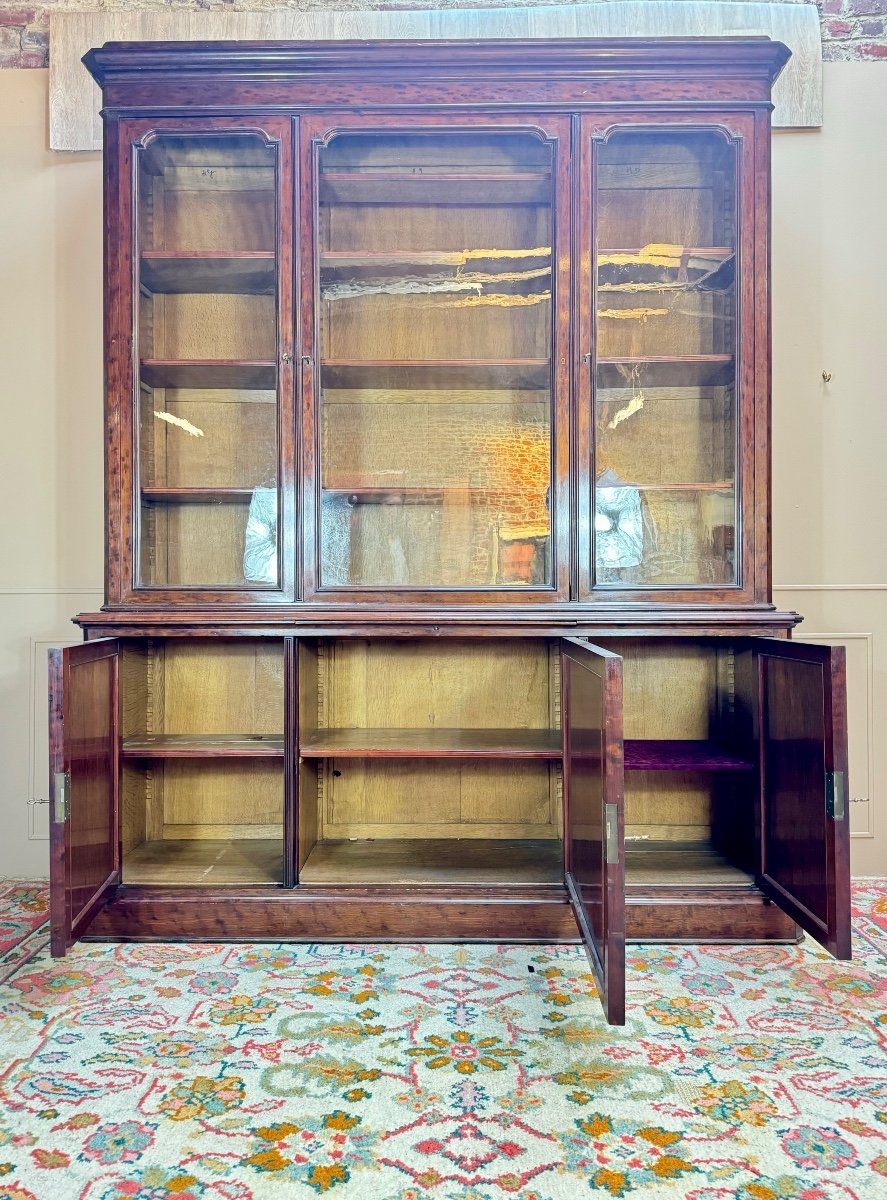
[49,641,120,956]
[300,114,571,603]
[750,639,851,958]
[111,117,296,604]
[578,114,763,605]
[561,638,625,1025]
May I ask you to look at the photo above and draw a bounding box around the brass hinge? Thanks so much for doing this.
[826,771,845,821]
[605,803,620,865]
[53,771,70,823]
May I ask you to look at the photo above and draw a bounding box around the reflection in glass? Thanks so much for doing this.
[135,135,280,588]
[594,132,738,587]
[316,132,555,588]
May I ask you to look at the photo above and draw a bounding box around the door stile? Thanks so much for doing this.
[561,637,625,1025]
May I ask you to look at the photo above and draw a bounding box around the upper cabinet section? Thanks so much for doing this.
[86,39,789,615]
[305,122,568,599]
[591,128,740,593]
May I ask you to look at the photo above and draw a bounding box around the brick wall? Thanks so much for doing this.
[0,0,885,70]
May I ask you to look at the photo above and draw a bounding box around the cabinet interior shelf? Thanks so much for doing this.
[122,734,285,758]
[141,487,258,504]
[322,359,549,390]
[319,171,551,205]
[597,482,733,493]
[624,740,753,771]
[141,360,277,389]
[597,355,733,388]
[140,251,276,295]
[299,728,563,758]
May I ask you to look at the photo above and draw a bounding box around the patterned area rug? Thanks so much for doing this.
[0,882,885,1200]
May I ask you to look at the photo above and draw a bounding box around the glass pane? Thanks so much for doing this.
[135,134,280,588]
[317,131,554,588]
[594,131,738,587]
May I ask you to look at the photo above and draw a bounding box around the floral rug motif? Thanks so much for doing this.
[0,880,885,1199]
[0,884,49,986]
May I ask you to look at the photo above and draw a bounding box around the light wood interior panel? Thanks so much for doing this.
[140,503,252,588]
[604,639,731,845]
[158,641,283,735]
[597,389,733,486]
[150,293,275,360]
[119,641,286,878]
[325,294,549,361]
[298,638,563,853]
[321,757,557,838]
[596,294,716,359]
[141,390,277,489]
[160,760,283,838]
[322,638,556,729]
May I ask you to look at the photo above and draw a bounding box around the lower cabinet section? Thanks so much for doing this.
[49,629,851,1026]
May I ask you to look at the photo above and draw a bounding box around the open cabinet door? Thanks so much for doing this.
[561,638,625,1025]
[49,641,120,956]
[754,639,851,959]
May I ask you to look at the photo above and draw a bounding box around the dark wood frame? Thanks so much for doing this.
[45,39,853,1028]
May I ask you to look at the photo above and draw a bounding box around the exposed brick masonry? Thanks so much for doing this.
[0,1,885,71]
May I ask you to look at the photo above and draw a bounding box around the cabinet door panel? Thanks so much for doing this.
[754,639,851,959]
[578,114,760,604]
[561,638,625,1025]
[300,113,571,603]
[115,117,296,605]
[49,641,121,956]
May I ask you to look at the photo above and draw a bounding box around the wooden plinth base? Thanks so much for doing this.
[82,883,798,945]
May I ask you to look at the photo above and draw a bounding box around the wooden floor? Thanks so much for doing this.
[298,838,564,885]
[625,841,754,887]
[124,838,283,885]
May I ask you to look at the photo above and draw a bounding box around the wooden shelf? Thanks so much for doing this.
[300,728,562,758]
[321,484,540,505]
[596,482,733,493]
[319,171,551,206]
[141,487,258,504]
[625,740,753,771]
[124,838,283,886]
[122,734,284,759]
[322,359,549,390]
[319,248,550,281]
[625,841,753,888]
[299,838,563,885]
[141,360,277,389]
[597,356,733,388]
[141,251,276,295]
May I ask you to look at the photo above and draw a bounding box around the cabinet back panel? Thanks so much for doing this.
[141,505,251,587]
[121,640,285,736]
[161,761,283,837]
[322,757,558,839]
[150,294,275,360]
[324,294,549,361]
[159,189,274,252]
[321,638,557,730]
[141,391,277,489]
[329,204,548,255]
[604,639,717,739]
[596,390,732,486]
[121,760,283,848]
